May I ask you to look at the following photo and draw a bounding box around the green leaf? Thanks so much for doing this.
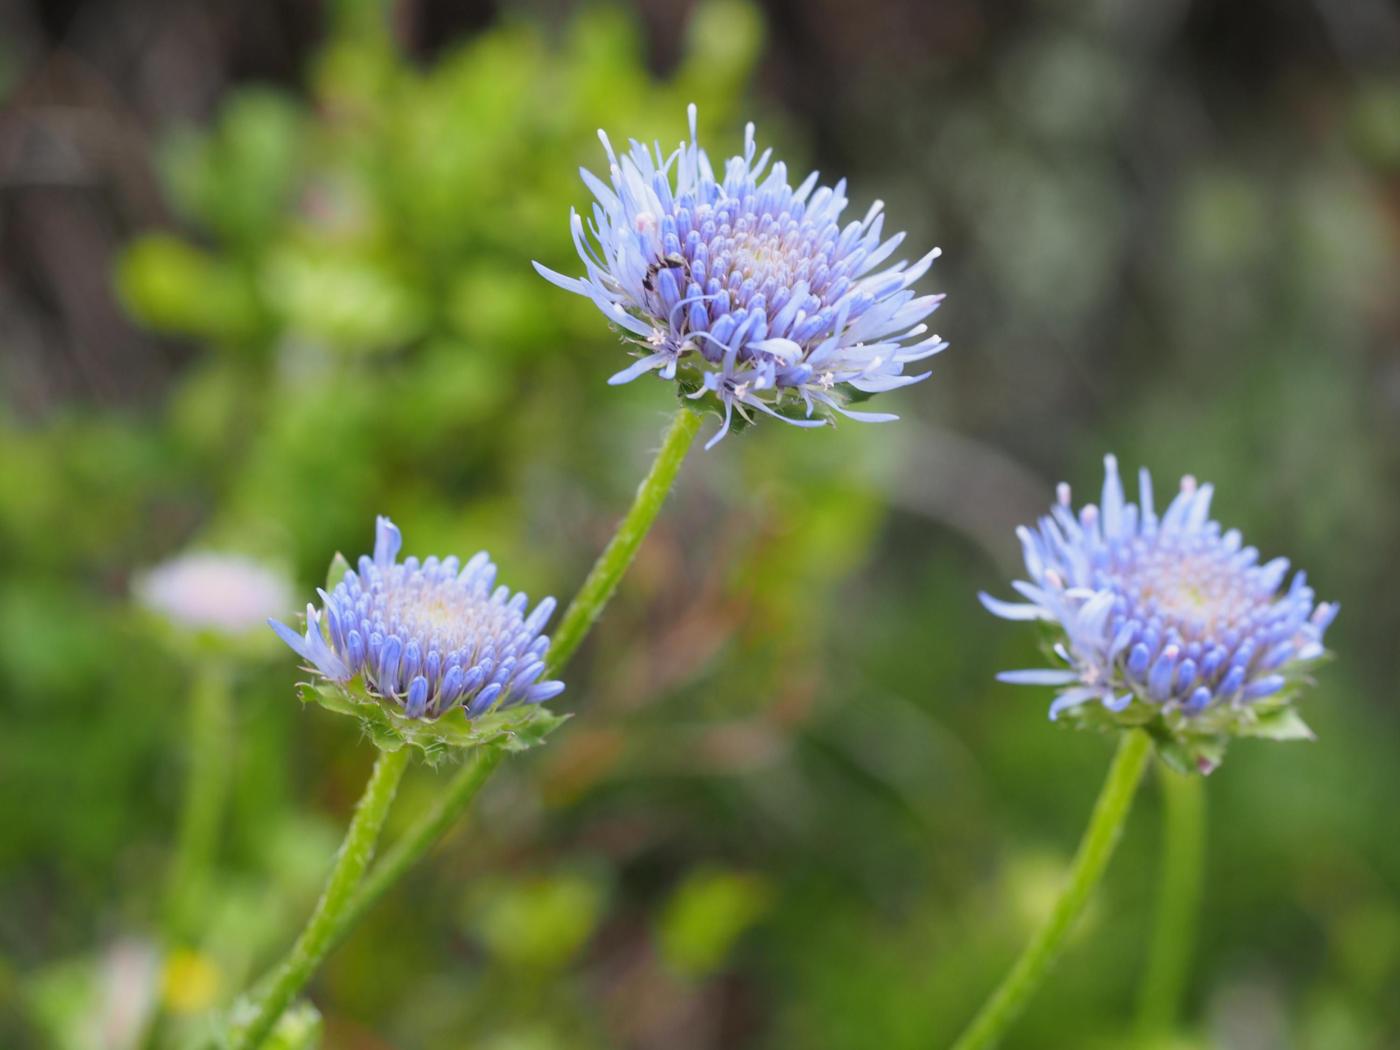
[116,234,262,341]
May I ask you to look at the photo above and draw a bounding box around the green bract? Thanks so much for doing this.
[1057,681,1319,775]
[303,681,567,765]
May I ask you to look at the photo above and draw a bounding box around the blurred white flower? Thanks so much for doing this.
[135,552,294,638]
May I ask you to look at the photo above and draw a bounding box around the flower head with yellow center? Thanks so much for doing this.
[981,456,1337,771]
[271,517,563,729]
[535,105,947,448]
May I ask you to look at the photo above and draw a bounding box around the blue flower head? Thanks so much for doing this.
[982,456,1338,772]
[535,105,947,448]
[271,517,565,753]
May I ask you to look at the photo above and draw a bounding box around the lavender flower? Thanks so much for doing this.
[535,105,947,448]
[136,552,293,639]
[981,455,1337,769]
[271,517,563,721]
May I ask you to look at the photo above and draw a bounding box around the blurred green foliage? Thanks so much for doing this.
[658,867,771,978]
[464,869,608,973]
[3,1,1399,1049]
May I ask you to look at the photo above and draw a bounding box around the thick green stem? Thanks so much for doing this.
[545,406,703,674]
[231,747,409,1050]
[950,730,1153,1050]
[1135,761,1205,1041]
[332,743,506,950]
[165,662,232,943]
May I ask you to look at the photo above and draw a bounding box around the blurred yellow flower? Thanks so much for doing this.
[161,949,221,1015]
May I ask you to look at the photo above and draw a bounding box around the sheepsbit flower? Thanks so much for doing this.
[271,517,564,723]
[981,455,1337,771]
[535,105,947,448]
[136,552,294,639]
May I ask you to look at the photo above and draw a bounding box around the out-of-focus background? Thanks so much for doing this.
[2,0,1398,1047]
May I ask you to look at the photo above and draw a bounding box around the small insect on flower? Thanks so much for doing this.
[270,517,564,729]
[135,552,294,641]
[981,455,1338,772]
[535,105,948,448]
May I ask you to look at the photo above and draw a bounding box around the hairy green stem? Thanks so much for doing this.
[165,662,232,942]
[950,730,1153,1050]
[1135,761,1205,1040]
[332,743,506,950]
[545,405,703,674]
[231,747,409,1050]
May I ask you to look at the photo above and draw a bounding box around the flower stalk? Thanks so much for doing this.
[230,747,409,1050]
[950,729,1153,1050]
[164,661,233,943]
[1135,761,1205,1040]
[334,742,506,949]
[545,405,703,673]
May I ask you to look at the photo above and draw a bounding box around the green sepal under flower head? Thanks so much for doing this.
[1050,662,1320,775]
[303,681,568,766]
[673,364,755,439]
